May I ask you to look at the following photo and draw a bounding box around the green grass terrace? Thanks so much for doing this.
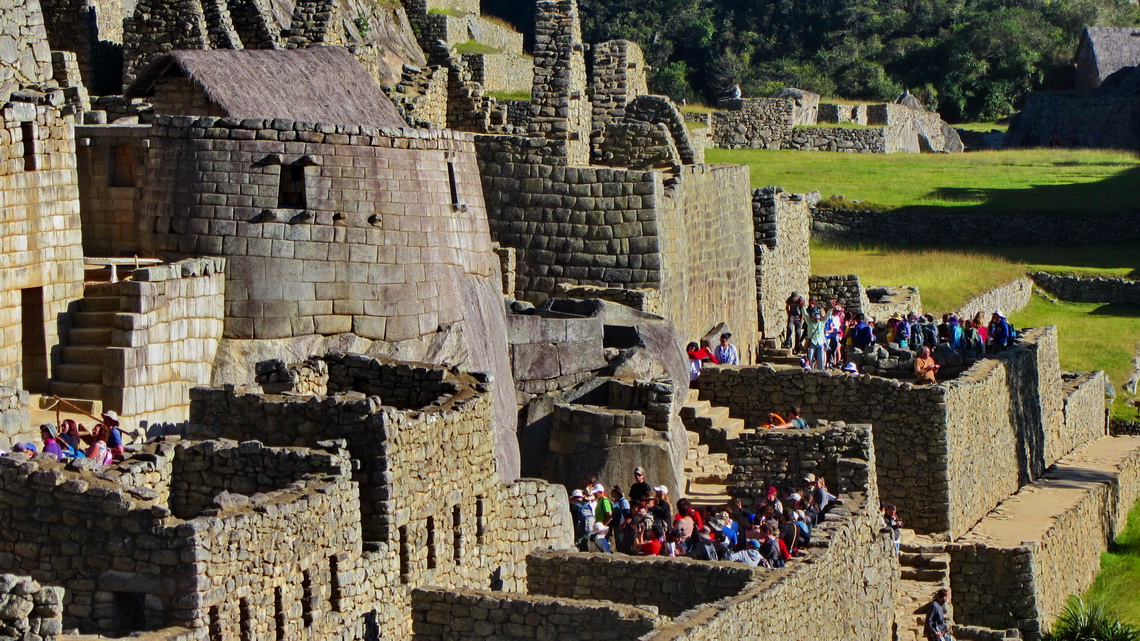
[706,147,1140,216]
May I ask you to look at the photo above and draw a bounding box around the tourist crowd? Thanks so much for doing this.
[2,411,126,466]
[568,465,842,567]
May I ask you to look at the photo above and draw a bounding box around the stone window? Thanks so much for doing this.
[302,569,316,628]
[329,555,342,611]
[275,587,286,641]
[476,496,486,545]
[398,525,410,583]
[446,161,460,207]
[427,515,437,569]
[20,122,37,171]
[277,163,308,209]
[240,598,253,641]
[208,605,222,640]
[109,145,136,187]
[453,505,463,564]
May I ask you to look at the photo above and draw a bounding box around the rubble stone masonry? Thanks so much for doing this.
[0,0,54,96]
[698,327,1085,537]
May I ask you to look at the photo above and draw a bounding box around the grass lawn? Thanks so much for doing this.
[1085,497,1140,625]
[954,121,1009,133]
[427,7,466,16]
[487,90,532,102]
[706,147,1140,215]
[1018,298,1140,420]
[454,40,501,55]
[811,241,1140,419]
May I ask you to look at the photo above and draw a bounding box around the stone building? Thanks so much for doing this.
[1074,26,1140,90]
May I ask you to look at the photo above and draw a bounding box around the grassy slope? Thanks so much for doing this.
[1086,498,1140,625]
[706,148,1140,215]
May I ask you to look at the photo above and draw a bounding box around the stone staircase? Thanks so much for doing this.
[756,338,801,366]
[893,531,951,641]
[681,389,746,507]
[48,282,120,404]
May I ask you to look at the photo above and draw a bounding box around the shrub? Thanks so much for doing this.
[1044,599,1140,641]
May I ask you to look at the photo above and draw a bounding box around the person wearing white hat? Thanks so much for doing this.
[569,489,593,550]
[589,522,612,553]
[989,310,1013,352]
[651,485,672,525]
[591,484,613,534]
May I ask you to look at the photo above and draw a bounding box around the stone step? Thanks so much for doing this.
[55,363,104,384]
[899,552,951,568]
[49,381,104,402]
[72,311,117,328]
[686,388,699,403]
[79,296,120,313]
[680,400,711,421]
[686,431,700,447]
[68,327,113,346]
[900,568,947,582]
[61,346,107,366]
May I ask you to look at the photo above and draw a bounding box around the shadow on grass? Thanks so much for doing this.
[909,164,1140,218]
[1088,303,1140,318]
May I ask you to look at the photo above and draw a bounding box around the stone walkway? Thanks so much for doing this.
[959,435,1140,545]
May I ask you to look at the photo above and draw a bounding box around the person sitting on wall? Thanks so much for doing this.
[784,292,807,352]
[9,443,36,460]
[85,424,114,466]
[636,522,667,556]
[778,509,800,555]
[714,332,740,366]
[988,310,1013,352]
[769,406,809,430]
[755,524,785,568]
[99,411,125,461]
[810,474,836,513]
[915,346,940,385]
[40,423,65,460]
[842,361,859,375]
[728,538,763,566]
[924,588,954,641]
[686,341,719,387]
[673,499,699,540]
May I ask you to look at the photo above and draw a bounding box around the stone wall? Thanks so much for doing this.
[507,313,605,394]
[958,277,1033,320]
[657,164,759,353]
[949,439,1140,639]
[1005,92,1140,150]
[463,51,532,93]
[385,64,449,129]
[753,187,812,337]
[729,422,875,501]
[0,0,54,97]
[554,284,662,315]
[476,136,759,359]
[698,327,1082,537]
[595,120,680,169]
[711,98,793,150]
[526,551,758,617]
[640,473,896,641]
[810,274,869,316]
[98,257,225,426]
[528,0,590,165]
[1030,272,1140,305]
[132,115,518,477]
[819,103,868,125]
[810,207,1140,244]
[121,0,234,90]
[40,0,122,94]
[75,124,150,256]
[1061,371,1108,453]
[784,125,887,153]
[590,39,649,134]
[411,587,662,641]
[0,386,32,451]
[0,574,63,640]
[0,104,85,391]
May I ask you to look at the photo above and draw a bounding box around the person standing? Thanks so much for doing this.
[924,588,953,641]
[629,467,652,504]
[989,310,1012,352]
[805,308,826,370]
[714,333,740,366]
[914,346,940,384]
[784,292,806,352]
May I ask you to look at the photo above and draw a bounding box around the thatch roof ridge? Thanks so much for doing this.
[127,46,406,129]
[1081,27,1140,81]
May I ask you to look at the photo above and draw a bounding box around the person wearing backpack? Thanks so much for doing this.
[853,313,874,350]
[989,310,1013,352]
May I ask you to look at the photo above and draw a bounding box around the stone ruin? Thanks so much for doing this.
[0,0,1129,639]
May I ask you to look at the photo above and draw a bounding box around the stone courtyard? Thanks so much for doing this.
[0,0,1130,638]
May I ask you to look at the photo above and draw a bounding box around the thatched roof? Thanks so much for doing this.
[1079,27,1140,83]
[126,46,406,128]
